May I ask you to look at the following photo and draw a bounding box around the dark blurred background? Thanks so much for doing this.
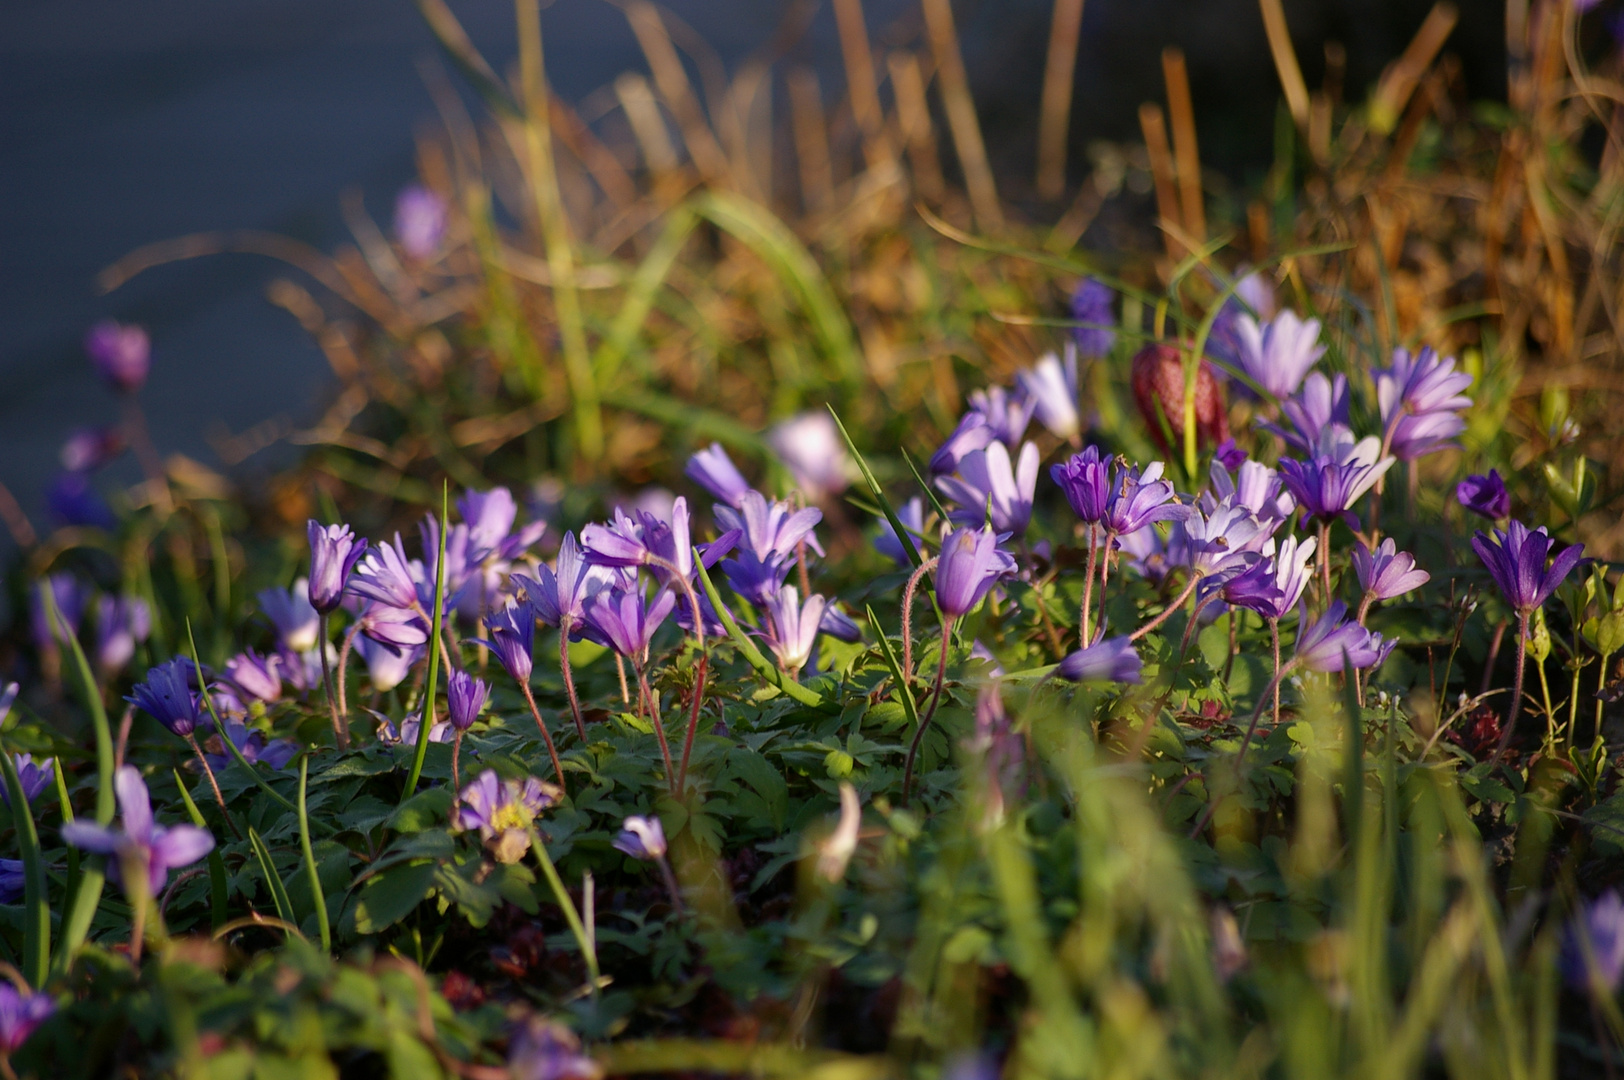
[0,0,1507,532]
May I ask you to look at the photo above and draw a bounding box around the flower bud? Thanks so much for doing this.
[1130,343,1229,457]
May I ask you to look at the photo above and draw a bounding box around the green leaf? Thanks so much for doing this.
[725,749,789,831]
[248,828,297,928]
[354,862,439,934]
[388,787,454,834]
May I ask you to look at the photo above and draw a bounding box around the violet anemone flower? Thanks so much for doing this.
[307,521,368,614]
[45,472,116,530]
[1260,372,1351,455]
[1222,535,1316,620]
[1232,310,1326,399]
[1056,637,1142,683]
[1473,520,1584,616]
[84,319,150,394]
[763,585,829,676]
[259,581,320,652]
[1017,346,1082,443]
[0,754,54,808]
[446,669,489,734]
[480,601,534,683]
[937,442,1041,538]
[929,412,997,476]
[1277,433,1395,526]
[874,497,925,567]
[1181,499,1271,581]
[1293,601,1394,672]
[583,588,677,659]
[224,649,282,704]
[768,413,849,498]
[1102,461,1189,536]
[127,658,204,737]
[1070,277,1116,356]
[1561,890,1624,992]
[934,526,1017,618]
[94,595,151,677]
[1214,438,1247,470]
[356,636,419,694]
[613,815,668,860]
[394,183,448,260]
[686,443,754,508]
[1376,346,1473,461]
[0,983,55,1055]
[61,765,214,897]
[1207,459,1295,527]
[60,427,124,472]
[1457,470,1510,521]
[967,385,1034,447]
[1051,446,1114,525]
[453,769,562,864]
[1207,270,1278,369]
[29,573,85,655]
[518,532,615,640]
[1353,539,1430,603]
[507,1016,603,1080]
[205,724,297,773]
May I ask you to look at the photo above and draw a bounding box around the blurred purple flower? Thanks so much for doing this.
[1261,372,1351,455]
[934,526,1017,617]
[1208,459,1295,526]
[517,532,615,640]
[454,769,561,864]
[0,860,23,905]
[507,1015,602,1080]
[0,982,54,1055]
[307,521,368,615]
[60,427,124,472]
[1376,346,1473,461]
[394,184,448,260]
[1294,601,1394,672]
[1213,438,1247,471]
[874,496,925,567]
[966,385,1034,447]
[1232,310,1325,399]
[127,658,204,737]
[62,765,214,897]
[937,442,1040,538]
[356,636,420,693]
[768,413,849,498]
[30,573,86,656]
[45,471,116,530]
[1017,347,1082,442]
[583,588,677,658]
[1057,637,1142,683]
[94,595,150,677]
[1070,277,1116,356]
[84,319,150,394]
[930,412,997,476]
[763,585,828,676]
[0,754,54,809]
[613,815,668,860]
[205,723,297,773]
[480,601,534,684]
[259,580,320,652]
[224,649,282,704]
[1457,470,1510,521]
[1562,890,1624,992]
[1051,445,1114,525]
[1472,520,1584,616]
[1353,539,1430,601]
[686,443,754,508]
[1207,270,1278,369]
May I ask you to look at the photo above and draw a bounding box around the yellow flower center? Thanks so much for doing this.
[490,802,533,833]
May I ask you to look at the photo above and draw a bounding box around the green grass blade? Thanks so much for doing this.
[0,747,49,988]
[594,207,698,386]
[248,828,297,928]
[901,449,953,530]
[864,605,919,731]
[296,755,331,950]
[404,483,451,801]
[413,0,521,118]
[173,770,229,932]
[827,407,921,569]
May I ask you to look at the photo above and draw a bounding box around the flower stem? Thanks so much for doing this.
[1495,611,1531,759]
[1129,571,1201,642]
[318,614,348,750]
[526,827,601,998]
[559,629,588,741]
[334,622,361,727]
[1270,618,1282,730]
[451,730,463,794]
[648,552,708,796]
[520,681,566,787]
[296,754,331,952]
[1597,648,1614,752]
[900,557,938,681]
[185,731,242,842]
[903,615,955,805]
[637,667,677,797]
[1079,524,1099,646]
[1318,520,1333,609]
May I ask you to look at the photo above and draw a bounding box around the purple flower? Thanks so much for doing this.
[517,533,615,639]
[481,601,534,683]
[127,658,204,737]
[205,723,297,773]
[1376,346,1473,461]
[458,486,537,563]
[1208,270,1278,369]
[259,580,320,652]
[60,427,124,472]
[1562,890,1624,992]
[1118,524,1175,585]
[686,443,754,508]
[1207,459,1295,526]
[930,412,998,476]
[763,586,828,675]
[394,184,448,260]
[1103,461,1189,536]
[1222,534,1316,620]
[1353,539,1430,602]
[356,636,420,693]
[84,319,150,393]
[716,492,821,567]
[1277,433,1395,525]
[1293,601,1394,672]
[357,600,431,652]
[45,471,117,530]
[1471,520,1584,616]
[768,413,849,498]
[1213,439,1247,471]
[1070,277,1116,357]
[937,442,1040,538]
[1057,636,1143,683]
[349,533,424,612]
[0,983,54,1055]
[934,526,1017,618]
[966,385,1034,447]
[507,1016,602,1080]
[377,710,452,746]
[583,588,677,658]
[1051,446,1114,525]
[0,860,23,905]
[1181,500,1270,580]
[224,649,282,704]
[1232,310,1325,399]
[580,507,652,569]
[875,497,925,567]
[30,573,86,655]
[62,765,214,897]
[613,815,668,860]
[94,595,151,677]
[0,754,54,809]
[447,669,489,733]
[1457,470,1510,521]
[1017,347,1082,443]
[454,769,562,865]
[1261,372,1351,455]
[307,521,368,615]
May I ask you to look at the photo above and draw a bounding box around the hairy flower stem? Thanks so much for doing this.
[900,557,939,682]
[614,654,630,705]
[318,614,349,750]
[903,615,955,805]
[637,667,678,797]
[520,681,567,786]
[1481,619,1508,695]
[1096,534,1116,640]
[658,857,685,913]
[451,730,463,794]
[646,553,708,796]
[185,732,242,842]
[1129,571,1202,643]
[1270,618,1282,730]
[557,631,588,742]
[1079,524,1099,645]
[335,622,361,724]
[1318,521,1333,609]
[1494,611,1531,759]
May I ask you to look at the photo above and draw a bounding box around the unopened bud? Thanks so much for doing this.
[1130,343,1229,457]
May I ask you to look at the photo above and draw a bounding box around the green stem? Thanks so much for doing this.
[527,828,600,996]
[297,755,331,951]
[694,553,824,707]
[0,749,48,988]
[404,484,451,802]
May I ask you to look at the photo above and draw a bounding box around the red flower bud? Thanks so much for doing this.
[1130,343,1229,456]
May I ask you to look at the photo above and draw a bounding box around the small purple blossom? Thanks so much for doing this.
[966,385,1034,447]
[1070,277,1116,357]
[1017,347,1083,442]
[45,471,117,530]
[1353,539,1430,602]
[930,412,997,476]
[307,521,368,615]
[394,184,448,260]
[259,580,320,652]
[0,860,22,905]
[127,658,204,737]
[224,649,282,704]
[763,586,828,676]
[934,526,1017,618]
[874,497,925,567]
[613,815,668,860]
[1277,433,1395,525]
[1208,270,1278,369]
[1051,446,1113,525]
[61,765,214,897]
[454,769,562,864]
[686,443,754,508]
[517,532,616,639]
[1457,470,1510,521]
[1103,461,1189,536]
[348,533,425,612]
[1221,534,1316,620]
[1562,890,1624,992]
[1472,520,1584,616]
[1232,310,1326,399]
[1376,346,1473,461]
[447,669,489,733]
[1181,501,1269,581]
[1293,601,1394,672]
[0,982,55,1055]
[1261,372,1351,455]
[937,442,1040,538]
[507,1015,603,1080]
[583,588,677,659]
[1213,438,1247,471]
[768,413,849,498]
[205,723,297,773]
[1057,637,1142,683]
[94,595,151,677]
[0,754,54,809]
[480,601,534,684]
[84,319,151,393]
[30,573,86,655]
[60,427,124,472]
[356,636,420,693]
